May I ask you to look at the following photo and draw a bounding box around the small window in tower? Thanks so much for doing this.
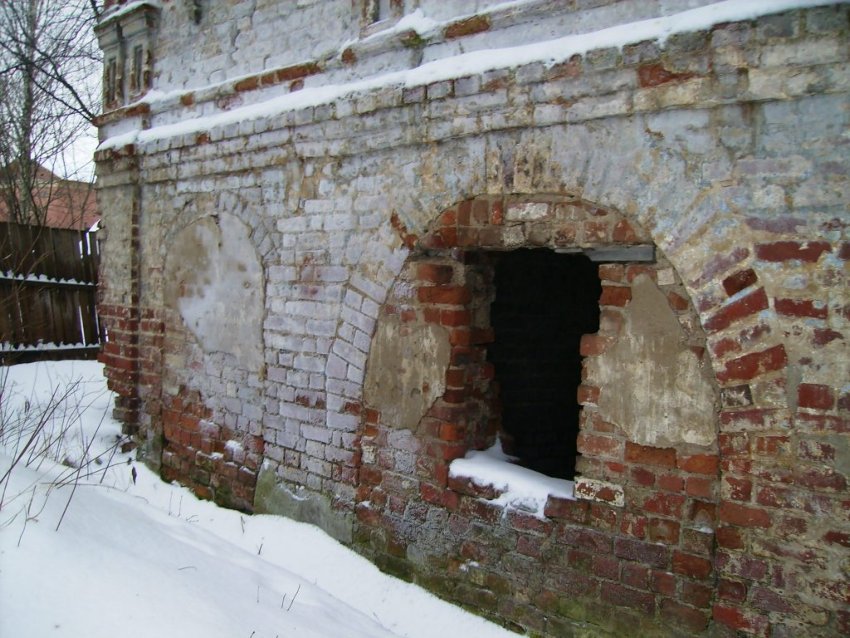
[105,57,117,105]
[131,45,144,94]
[487,249,601,480]
[365,0,394,24]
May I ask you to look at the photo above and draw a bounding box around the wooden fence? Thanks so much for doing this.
[0,222,101,364]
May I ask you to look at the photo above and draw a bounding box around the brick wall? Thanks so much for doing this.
[354,195,720,635]
[95,2,850,636]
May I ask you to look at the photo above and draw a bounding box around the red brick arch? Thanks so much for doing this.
[355,193,726,634]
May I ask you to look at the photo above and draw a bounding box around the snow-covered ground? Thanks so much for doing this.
[0,361,516,638]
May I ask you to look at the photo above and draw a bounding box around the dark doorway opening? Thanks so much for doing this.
[487,249,601,480]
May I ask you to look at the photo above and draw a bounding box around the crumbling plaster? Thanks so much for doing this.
[594,274,718,448]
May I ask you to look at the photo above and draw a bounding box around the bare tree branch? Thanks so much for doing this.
[0,0,101,227]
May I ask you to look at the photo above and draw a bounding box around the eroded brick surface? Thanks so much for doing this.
[95,2,850,636]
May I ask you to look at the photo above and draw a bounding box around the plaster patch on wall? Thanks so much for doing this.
[595,274,716,447]
[364,314,451,430]
[165,213,265,371]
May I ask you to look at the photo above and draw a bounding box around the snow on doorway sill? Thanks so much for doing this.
[449,443,575,519]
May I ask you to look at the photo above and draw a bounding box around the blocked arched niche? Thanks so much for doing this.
[164,213,265,371]
[361,194,719,480]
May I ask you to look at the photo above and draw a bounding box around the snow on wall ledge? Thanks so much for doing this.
[449,444,576,519]
[97,0,837,152]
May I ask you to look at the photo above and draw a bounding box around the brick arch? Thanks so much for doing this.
[320,128,830,634]
[350,192,732,633]
[346,125,801,426]
[150,209,270,511]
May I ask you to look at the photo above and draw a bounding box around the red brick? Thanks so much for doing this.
[839,610,850,635]
[447,329,471,347]
[658,473,683,492]
[823,531,850,547]
[753,434,791,456]
[688,500,717,528]
[612,219,638,242]
[577,432,623,458]
[592,554,620,580]
[705,287,769,332]
[685,476,714,498]
[716,526,744,549]
[722,268,758,296]
[600,285,632,307]
[650,570,676,595]
[440,309,471,327]
[682,581,714,609]
[719,502,771,528]
[673,550,713,580]
[755,240,831,263]
[666,291,690,311]
[589,503,619,529]
[584,220,609,242]
[797,413,850,433]
[458,497,500,523]
[625,442,677,468]
[621,563,649,589]
[273,62,321,83]
[625,265,656,283]
[233,75,259,92]
[422,307,440,323]
[507,511,554,535]
[775,297,828,319]
[724,476,752,501]
[577,384,600,405]
[575,478,622,505]
[416,263,454,284]
[774,515,807,538]
[420,482,457,509]
[755,485,791,508]
[489,201,503,225]
[444,15,490,39]
[751,586,793,614]
[562,527,613,553]
[813,328,843,346]
[718,344,788,383]
[691,247,750,288]
[417,285,471,305]
[795,466,846,491]
[713,605,769,636]
[438,423,465,442]
[719,432,750,457]
[678,454,719,475]
[711,336,740,359]
[647,518,680,544]
[613,537,669,568]
[798,383,835,410]
[631,466,656,486]
[718,578,747,602]
[516,534,544,558]
[660,599,710,632]
[543,496,589,522]
[580,333,612,356]
[601,582,655,615]
[545,56,582,81]
[598,263,624,282]
[638,62,697,88]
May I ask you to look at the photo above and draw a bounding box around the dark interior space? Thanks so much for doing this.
[487,249,601,480]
